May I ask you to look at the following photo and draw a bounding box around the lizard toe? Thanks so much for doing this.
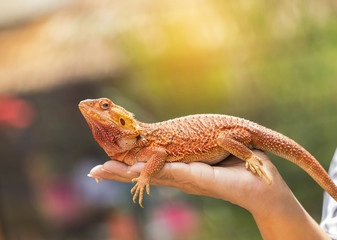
[130,176,151,207]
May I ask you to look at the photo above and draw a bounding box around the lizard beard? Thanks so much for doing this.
[93,125,122,144]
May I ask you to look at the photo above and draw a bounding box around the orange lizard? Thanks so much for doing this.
[79,97,337,207]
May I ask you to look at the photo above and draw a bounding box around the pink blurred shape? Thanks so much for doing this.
[0,96,36,128]
[153,202,199,236]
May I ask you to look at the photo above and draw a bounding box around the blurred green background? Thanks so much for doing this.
[0,0,337,239]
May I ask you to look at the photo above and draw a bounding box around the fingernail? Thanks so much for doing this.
[87,173,100,179]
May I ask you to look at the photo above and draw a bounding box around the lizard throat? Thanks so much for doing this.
[93,125,122,143]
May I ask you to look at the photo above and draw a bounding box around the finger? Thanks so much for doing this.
[216,155,242,167]
[89,160,145,180]
[150,162,217,192]
[150,162,193,184]
[88,161,195,189]
[103,160,143,176]
[88,165,104,177]
[89,164,133,183]
[104,161,146,178]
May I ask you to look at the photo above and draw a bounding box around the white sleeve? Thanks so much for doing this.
[320,148,337,239]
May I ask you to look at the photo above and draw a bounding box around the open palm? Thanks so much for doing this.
[88,150,330,240]
[89,150,283,214]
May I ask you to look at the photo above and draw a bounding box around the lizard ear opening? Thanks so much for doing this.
[119,118,126,126]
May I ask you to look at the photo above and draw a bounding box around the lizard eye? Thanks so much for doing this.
[100,102,110,110]
[119,118,126,126]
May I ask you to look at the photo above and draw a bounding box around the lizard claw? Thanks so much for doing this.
[246,156,272,184]
[130,176,151,208]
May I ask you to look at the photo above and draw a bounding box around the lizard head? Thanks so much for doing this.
[79,98,143,143]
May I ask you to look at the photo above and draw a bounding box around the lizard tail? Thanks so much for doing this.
[253,128,337,202]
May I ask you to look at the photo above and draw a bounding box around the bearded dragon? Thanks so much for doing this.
[79,98,337,207]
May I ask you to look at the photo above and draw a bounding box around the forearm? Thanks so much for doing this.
[214,151,331,239]
[251,192,330,240]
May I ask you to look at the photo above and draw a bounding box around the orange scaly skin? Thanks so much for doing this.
[79,98,337,207]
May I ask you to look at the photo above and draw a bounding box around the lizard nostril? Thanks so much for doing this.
[79,100,94,108]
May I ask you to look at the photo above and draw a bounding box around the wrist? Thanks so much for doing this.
[218,172,291,215]
[249,190,330,240]
[248,181,294,218]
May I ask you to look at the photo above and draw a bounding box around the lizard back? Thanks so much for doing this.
[140,114,337,200]
[138,114,259,162]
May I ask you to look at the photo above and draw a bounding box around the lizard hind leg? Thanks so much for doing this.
[245,155,272,184]
[217,131,272,184]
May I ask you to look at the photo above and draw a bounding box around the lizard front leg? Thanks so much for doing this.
[217,130,272,184]
[131,147,167,207]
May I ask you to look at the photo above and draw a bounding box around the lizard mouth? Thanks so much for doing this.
[79,104,96,129]
[78,101,116,128]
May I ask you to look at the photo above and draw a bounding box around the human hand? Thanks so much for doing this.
[88,150,287,215]
[88,150,330,239]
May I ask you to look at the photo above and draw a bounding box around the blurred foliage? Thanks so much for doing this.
[112,0,337,116]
